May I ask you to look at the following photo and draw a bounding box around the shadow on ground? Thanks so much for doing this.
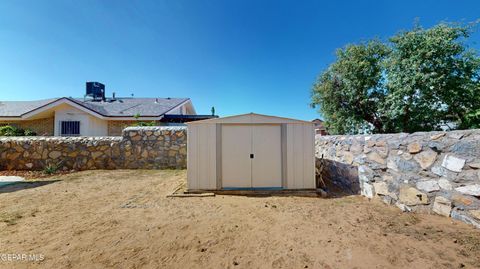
[213,191,321,198]
[316,157,360,197]
[0,180,60,194]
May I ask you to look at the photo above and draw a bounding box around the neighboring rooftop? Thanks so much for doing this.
[0,97,190,118]
[0,99,58,117]
[0,82,196,118]
[71,97,190,117]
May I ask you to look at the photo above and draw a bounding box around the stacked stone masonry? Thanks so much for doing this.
[2,126,479,228]
[316,129,480,228]
[0,127,187,170]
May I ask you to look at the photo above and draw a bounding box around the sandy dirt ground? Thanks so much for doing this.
[0,169,75,180]
[0,170,479,269]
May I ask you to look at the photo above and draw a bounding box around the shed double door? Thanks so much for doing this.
[221,124,282,189]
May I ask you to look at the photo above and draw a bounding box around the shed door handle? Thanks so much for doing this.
[250,154,254,159]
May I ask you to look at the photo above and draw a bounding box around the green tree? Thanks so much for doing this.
[311,22,480,134]
[132,113,157,127]
[311,40,390,134]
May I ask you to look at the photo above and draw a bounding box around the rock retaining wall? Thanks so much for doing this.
[0,127,187,170]
[316,130,480,228]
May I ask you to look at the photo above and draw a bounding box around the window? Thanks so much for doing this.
[61,121,80,136]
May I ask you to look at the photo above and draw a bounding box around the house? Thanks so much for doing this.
[0,82,215,136]
[312,118,328,135]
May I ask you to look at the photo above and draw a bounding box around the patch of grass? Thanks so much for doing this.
[42,160,66,175]
[43,163,59,175]
[0,212,23,226]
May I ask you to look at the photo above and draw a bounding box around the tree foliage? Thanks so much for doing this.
[311,22,480,134]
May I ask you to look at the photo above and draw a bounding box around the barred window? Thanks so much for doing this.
[61,121,80,136]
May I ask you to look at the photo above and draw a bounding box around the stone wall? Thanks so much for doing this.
[0,117,55,136]
[107,121,175,136]
[316,129,480,228]
[0,127,187,170]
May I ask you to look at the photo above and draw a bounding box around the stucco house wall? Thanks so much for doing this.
[54,104,108,136]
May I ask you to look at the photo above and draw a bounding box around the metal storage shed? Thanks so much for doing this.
[187,113,315,191]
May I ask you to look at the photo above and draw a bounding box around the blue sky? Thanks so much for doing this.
[0,0,479,120]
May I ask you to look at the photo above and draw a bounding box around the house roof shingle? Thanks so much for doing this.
[0,99,58,117]
[0,97,189,118]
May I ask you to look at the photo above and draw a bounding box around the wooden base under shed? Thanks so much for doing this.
[185,189,327,197]
[168,182,327,198]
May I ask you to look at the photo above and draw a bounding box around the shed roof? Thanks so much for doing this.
[186,113,313,125]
